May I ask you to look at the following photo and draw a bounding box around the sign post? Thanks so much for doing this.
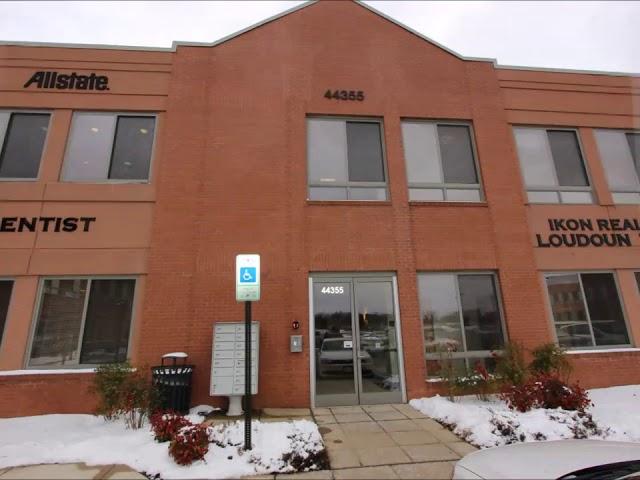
[235,254,260,451]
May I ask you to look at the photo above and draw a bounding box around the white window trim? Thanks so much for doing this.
[514,126,595,204]
[60,111,158,184]
[0,109,52,182]
[402,119,485,202]
[419,271,508,377]
[595,128,640,203]
[306,116,389,201]
[542,270,633,351]
[24,275,139,369]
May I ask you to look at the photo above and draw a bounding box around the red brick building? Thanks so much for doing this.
[0,1,639,416]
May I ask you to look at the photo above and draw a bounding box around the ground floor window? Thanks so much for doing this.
[28,278,136,367]
[544,272,630,349]
[417,272,506,378]
[0,280,13,345]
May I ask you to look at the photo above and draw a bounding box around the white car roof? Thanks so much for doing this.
[456,440,640,479]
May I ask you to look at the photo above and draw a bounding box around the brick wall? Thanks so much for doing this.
[0,374,96,418]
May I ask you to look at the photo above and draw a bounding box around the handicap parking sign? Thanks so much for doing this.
[236,254,260,301]
[240,267,256,283]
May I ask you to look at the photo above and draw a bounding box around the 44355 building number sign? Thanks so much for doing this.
[324,89,365,101]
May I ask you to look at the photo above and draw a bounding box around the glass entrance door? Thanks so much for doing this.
[313,276,403,406]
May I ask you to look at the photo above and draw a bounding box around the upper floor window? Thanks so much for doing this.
[514,127,593,204]
[28,278,136,367]
[0,280,13,347]
[544,272,630,349]
[307,117,387,201]
[62,112,156,182]
[402,121,482,202]
[0,111,50,180]
[594,129,640,204]
[417,272,506,377]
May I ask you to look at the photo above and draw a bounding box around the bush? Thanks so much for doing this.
[91,362,159,429]
[150,411,193,443]
[494,342,528,387]
[529,343,572,381]
[501,373,591,413]
[169,424,210,465]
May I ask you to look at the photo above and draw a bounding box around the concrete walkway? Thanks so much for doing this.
[0,404,476,480]
[298,403,477,479]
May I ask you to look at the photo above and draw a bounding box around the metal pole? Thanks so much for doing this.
[244,300,252,450]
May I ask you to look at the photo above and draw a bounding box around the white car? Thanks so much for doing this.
[317,338,373,377]
[454,440,640,480]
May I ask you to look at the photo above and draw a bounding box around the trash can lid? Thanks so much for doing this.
[162,352,188,359]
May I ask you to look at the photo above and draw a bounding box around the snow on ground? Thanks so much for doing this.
[0,414,325,479]
[410,385,640,449]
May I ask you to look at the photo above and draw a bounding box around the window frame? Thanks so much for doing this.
[418,271,508,377]
[61,111,159,184]
[0,278,15,352]
[0,109,52,182]
[402,119,485,202]
[513,125,595,204]
[306,115,390,201]
[594,127,640,203]
[24,275,139,369]
[542,270,633,351]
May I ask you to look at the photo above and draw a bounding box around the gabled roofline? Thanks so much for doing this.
[0,0,638,77]
[355,1,495,64]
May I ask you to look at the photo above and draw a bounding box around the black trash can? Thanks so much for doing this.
[151,354,194,414]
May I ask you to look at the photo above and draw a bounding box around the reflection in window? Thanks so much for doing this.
[514,127,592,204]
[0,112,50,179]
[29,278,136,367]
[595,129,640,204]
[62,112,155,182]
[307,118,387,200]
[418,273,505,378]
[402,121,482,202]
[0,280,13,345]
[544,272,629,348]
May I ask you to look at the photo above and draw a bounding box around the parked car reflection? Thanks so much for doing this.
[317,338,373,378]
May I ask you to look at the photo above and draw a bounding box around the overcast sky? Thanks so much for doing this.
[1,1,639,73]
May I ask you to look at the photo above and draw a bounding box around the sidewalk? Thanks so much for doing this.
[0,403,477,480]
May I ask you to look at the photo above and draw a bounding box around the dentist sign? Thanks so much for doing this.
[236,254,260,302]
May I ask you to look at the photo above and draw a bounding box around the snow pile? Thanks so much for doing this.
[0,415,326,479]
[410,385,640,449]
[185,404,221,424]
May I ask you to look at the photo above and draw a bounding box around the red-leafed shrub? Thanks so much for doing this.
[169,424,210,465]
[501,373,591,412]
[150,411,193,443]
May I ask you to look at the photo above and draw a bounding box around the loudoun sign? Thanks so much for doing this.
[23,71,109,91]
[536,217,640,248]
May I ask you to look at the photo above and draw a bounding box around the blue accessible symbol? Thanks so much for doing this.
[240,267,256,283]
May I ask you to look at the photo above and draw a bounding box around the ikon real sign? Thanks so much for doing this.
[535,217,640,248]
[236,254,260,302]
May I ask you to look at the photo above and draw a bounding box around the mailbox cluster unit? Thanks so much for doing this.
[210,322,259,396]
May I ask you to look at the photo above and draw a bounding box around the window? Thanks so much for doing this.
[417,273,505,377]
[402,121,482,201]
[307,117,387,200]
[0,280,13,345]
[595,129,640,204]
[544,272,630,349]
[28,278,136,367]
[514,127,592,204]
[62,113,156,182]
[0,111,50,179]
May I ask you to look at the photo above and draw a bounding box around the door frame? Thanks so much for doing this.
[308,272,407,407]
